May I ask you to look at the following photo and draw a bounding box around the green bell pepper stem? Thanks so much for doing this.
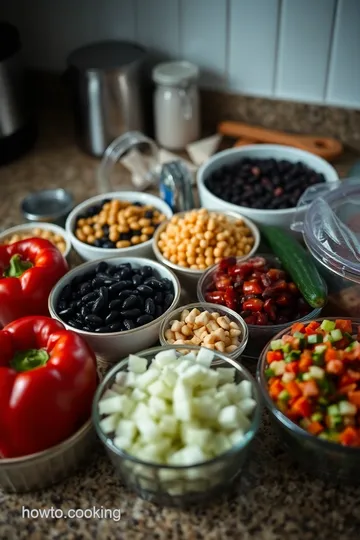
[3,254,33,278]
[11,348,50,372]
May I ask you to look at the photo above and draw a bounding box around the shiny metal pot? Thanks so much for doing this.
[66,41,147,157]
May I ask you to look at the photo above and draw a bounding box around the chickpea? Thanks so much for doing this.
[82,225,92,236]
[116,240,131,248]
[87,235,95,244]
[109,231,119,242]
[142,226,155,235]
[131,236,142,245]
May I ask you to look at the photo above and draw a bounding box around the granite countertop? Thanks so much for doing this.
[1,107,360,540]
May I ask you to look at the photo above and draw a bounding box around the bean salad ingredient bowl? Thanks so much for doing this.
[197,254,325,356]
[0,222,71,259]
[257,318,360,483]
[197,145,339,230]
[159,302,248,360]
[48,257,181,363]
[92,345,261,506]
[152,208,260,296]
[66,191,173,261]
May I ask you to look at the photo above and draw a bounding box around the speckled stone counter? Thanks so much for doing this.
[1,106,360,540]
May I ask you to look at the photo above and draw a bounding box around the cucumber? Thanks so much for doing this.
[260,225,327,308]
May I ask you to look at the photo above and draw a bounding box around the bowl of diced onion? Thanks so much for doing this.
[92,345,261,506]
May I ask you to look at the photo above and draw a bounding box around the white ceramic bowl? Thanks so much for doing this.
[197,145,339,230]
[0,222,71,259]
[152,209,260,296]
[48,257,181,364]
[65,191,173,262]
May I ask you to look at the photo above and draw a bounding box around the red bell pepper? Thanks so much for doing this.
[0,238,68,327]
[0,316,97,458]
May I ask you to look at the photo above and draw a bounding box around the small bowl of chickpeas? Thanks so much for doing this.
[152,209,260,295]
[66,192,173,262]
[0,222,71,258]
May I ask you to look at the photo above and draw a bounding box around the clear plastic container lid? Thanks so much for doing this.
[291,178,360,283]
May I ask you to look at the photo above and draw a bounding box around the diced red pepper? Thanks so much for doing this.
[269,379,284,399]
[326,359,344,375]
[285,380,302,398]
[339,426,360,447]
[291,322,306,334]
[347,369,360,381]
[224,286,237,310]
[266,350,283,363]
[285,361,299,374]
[298,354,313,372]
[348,390,360,408]
[335,319,352,334]
[291,396,312,418]
[304,321,320,334]
[325,348,339,362]
[298,380,319,398]
[307,421,324,435]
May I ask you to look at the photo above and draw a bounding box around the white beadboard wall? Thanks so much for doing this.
[1,0,359,109]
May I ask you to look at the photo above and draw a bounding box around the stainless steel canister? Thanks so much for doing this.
[66,41,147,157]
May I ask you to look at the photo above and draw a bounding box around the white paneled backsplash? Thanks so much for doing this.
[1,0,359,108]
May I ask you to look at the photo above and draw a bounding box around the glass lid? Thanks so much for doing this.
[292,178,360,283]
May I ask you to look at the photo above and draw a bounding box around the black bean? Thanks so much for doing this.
[118,267,132,280]
[81,291,98,304]
[108,322,124,332]
[137,314,154,326]
[99,286,108,304]
[144,210,153,219]
[154,292,164,304]
[119,232,132,241]
[132,201,143,207]
[122,295,139,310]
[80,304,90,318]
[120,309,142,319]
[137,284,153,296]
[80,282,92,295]
[85,314,103,325]
[67,319,80,328]
[163,293,174,310]
[58,300,67,311]
[92,295,105,314]
[144,298,155,315]
[109,299,123,310]
[144,279,166,291]
[123,319,135,330]
[132,274,143,287]
[59,307,74,318]
[108,281,129,294]
[103,241,116,249]
[94,239,102,247]
[131,229,142,236]
[95,326,109,333]
[82,326,92,332]
[105,311,120,324]
[60,284,72,300]
[140,265,153,278]
[162,278,173,292]
[155,305,163,318]
[96,261,108,273]
[71,276,83,288]
[96,273,118,284]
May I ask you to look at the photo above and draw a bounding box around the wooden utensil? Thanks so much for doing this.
[218,121,343,161]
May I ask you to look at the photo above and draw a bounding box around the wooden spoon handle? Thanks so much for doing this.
[218,121,343,161]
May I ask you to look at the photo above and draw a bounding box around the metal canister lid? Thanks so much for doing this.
[67,41,147,72]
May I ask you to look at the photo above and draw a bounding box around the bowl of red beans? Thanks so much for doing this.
[257,318,360,483]
[197,255,325,356]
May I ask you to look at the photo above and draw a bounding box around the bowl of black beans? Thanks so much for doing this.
[48,257,181,363]
[197,144,339,230]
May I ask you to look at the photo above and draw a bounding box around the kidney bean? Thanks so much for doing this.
[215,275,232,291]
[242,298,264,312]
[243,280,263,295]
[263,298,277,321]
[205,291,225,304]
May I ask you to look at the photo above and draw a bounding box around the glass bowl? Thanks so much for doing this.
[197,254,325,357]
[92,345,261,507]
[257,317,360,483]
[159,302,248,360]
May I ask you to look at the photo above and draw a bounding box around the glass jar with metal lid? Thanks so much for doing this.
[153,61,200,151]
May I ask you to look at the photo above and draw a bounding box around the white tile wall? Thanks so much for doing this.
[0,0,359,108]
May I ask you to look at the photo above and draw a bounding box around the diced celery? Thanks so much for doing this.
[309,366,325,379]
[327,404,339,416]
[265,368,275,379]
[339,401,357,416]
[307,334,323,344]
[320,320,336,332]
[311,412,323,422]
[331,329,343,342]
[302,373,312,381]
[318,432,329,440]
[328,415,343,429]
[315,344,327,354]
[282,343,291,354]
[278,389,290,401]
[293,332,305,339]
[271,339,283,351]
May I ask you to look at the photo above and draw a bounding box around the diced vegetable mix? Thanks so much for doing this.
[98,348,257,470]
[265,319,360,447]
